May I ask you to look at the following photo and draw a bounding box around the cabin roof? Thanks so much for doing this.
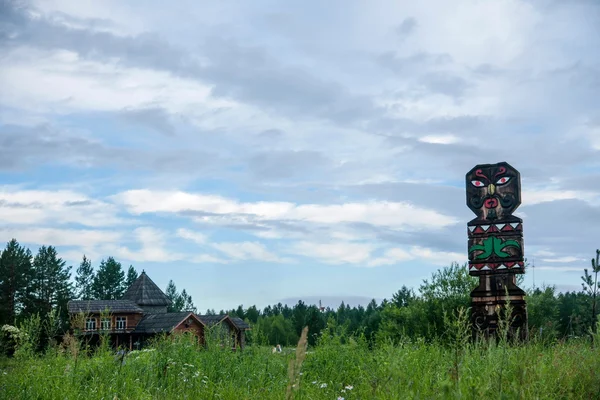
[230,317,251,330]
[134,312,201,333]
[196,314,251,330]
[121,271,172,306]
[67,300,143,314]
[197,314,228,326]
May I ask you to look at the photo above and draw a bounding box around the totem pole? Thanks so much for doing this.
[466,161,528,340]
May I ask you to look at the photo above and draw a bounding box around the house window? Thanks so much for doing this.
[116,317,127,330]
[101,318,111,330]
[85,318,97,331]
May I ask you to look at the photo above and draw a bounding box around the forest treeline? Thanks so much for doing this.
[1,238,599,349]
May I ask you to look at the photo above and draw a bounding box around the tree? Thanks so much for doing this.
[581,249,600,335]
[30,246,73,320]
[527,285,560,341]
[166,280,196,312]
[557,291,592,338]
[166,280,182,312]
[404,262,478,339]
[0,239,33,324]
[92,257,125,300]
[181,289,196,312]
[392,285,415,308]
[125,265,138,288]
[235,305,246,320]
[305,306,326,346]
[74,255,95,300]
[292,300,308,336]
[419,262,476,303]
[246,305,260,323]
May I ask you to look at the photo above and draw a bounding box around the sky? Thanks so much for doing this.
[1,0,599,311]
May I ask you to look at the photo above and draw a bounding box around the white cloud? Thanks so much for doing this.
[114,189,458,231]
[367,248,415,267]
[289,241,374,265]
[541,256,584,263]
[211,241,289,263]
[0,188,122,227]
[419,134,460,145]
[176,228,207,245]
[408,246,465,266]
[0,48,235,116]
[115,227,185,263]
[521,188,597,206]
[535,266,584,272]
[191,254,230,264]
[287,241,466,267]
[0,226,123,264]
[0,226,121,249]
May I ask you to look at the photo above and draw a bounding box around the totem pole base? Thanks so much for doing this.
[470,274,528,341]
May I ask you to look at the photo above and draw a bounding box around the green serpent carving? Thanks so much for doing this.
[469,236,521,259]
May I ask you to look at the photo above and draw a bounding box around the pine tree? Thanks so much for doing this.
[181,289,196,312]
[166,280,179,312]
[581,249,600,336]
[30,246,73,319]
[166,280,196,312]
[125,265,138,289]
[75,255,95,300]
[92,257,125,300]
[0,239,33,324]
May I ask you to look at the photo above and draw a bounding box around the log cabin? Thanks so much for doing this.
[67,271,250,350]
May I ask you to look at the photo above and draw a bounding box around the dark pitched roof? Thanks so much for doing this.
[197,314,228,326]
[122,271,171,306]
[196,315,251,330]
[230,317,251,330]
[67,300,143,314]
[134,312,201,333]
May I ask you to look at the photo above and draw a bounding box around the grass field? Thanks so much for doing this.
[2,328,600,400]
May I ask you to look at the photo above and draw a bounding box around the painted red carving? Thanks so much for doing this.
[484,198,498,209]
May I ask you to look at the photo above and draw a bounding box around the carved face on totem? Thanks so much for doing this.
[466,162,521,222]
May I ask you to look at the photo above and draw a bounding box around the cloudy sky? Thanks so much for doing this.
[1,0,599,311]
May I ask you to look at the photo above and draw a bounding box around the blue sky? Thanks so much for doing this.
[1,0,599,311]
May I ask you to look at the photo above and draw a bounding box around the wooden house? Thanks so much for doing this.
[67,271,250,350]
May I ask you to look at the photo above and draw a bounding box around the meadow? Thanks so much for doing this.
[1,324,600,400]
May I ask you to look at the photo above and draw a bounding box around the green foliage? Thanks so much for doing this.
[581,249,600,335]
[30,246,73,323]
[254,314,298,346]
[391,285,414,308]
[166,280,197,312]
[527,285,560,341]
[0,239,33,325]
[75,255,95,300]
[2,330,600,399]
[14,313,41,358]
[419,262,477,302]
[92,257,125,300]
[125,265,138,288]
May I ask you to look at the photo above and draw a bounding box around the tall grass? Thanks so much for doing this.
[1,320,600,399]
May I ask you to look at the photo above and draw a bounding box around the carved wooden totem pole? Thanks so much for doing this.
[466,162,528,340]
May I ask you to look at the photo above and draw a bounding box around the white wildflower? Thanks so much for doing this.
[345,385,353,390]
[320,383,327,388]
